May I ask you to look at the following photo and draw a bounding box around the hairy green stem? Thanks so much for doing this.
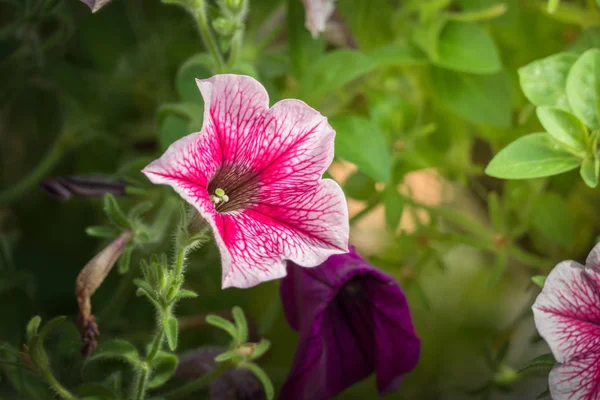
[42,369,77,400]
[162,361,232,399]
[227,30,244,70]
[0,130,73,205]
[133,328,165,400]
[192,0,225,72]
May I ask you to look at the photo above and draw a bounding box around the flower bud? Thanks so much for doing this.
[76,229,133,354]
[212,18,237,37]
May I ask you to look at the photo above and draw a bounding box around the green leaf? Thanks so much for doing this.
[383,188,404,233]
[566,49,600,130]
[26,316,41,343]
[159,115,191,152]
[301,50,375,103]
[343,171,377,201]
[85,226,120,239]
[547,0,560,13]
[242,362,274,400]
[157,103,202,129]
[531,193,574,246]
[29,316,67,369]
[133,279,156,299]
[329,116,392,183]
[128,201,154,219]
[103,194,129,229]
[519,353,556,374]
[249,339,271,361]
[430,67,512,128]
[163,317,178,351]
[173,288,198,300]
[434,21,501,74]
[518,52,578,110]
[537,388,551,400]
[413,17,448,61]
[337,0,394,49]
[445,3,507,21]
[367,43,428,67]
[73,383,116,400]
[87,339,139,366]
[286,0,325,78]
[580,157,600,188]
[214,351,238,362]
[176,53,213,104]
[536,107,588,153]
[147,352,178,389]
[206,315,238,340]
[232,306,248,344]
[531,275,547,288]
[118,245,133,275]
[485,133,582,179]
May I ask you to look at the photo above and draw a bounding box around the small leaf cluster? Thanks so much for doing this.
[487,49,600,187]
[206,306,274,400]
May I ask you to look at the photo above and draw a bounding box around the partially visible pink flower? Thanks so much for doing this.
[142,74,349,289]
[302,0,336,37]
[532,242,600,400]
[79,0,114,13]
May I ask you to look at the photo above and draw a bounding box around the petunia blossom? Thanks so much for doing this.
[142,74,349,289]
[279,247,420,399]
[302,0,336,37]
[532,242,600,400]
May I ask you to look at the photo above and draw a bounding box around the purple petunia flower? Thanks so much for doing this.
[279,247,421,400]
[532,242,600,400]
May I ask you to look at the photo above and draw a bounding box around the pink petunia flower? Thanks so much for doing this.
[532,242,600,400]
[142,74,349,289]
[302,0,336,37]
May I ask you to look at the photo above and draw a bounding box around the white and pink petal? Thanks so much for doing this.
[532,260,600,363]
[549,353,600,400]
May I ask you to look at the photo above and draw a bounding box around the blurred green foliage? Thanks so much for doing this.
[2,0,600,399]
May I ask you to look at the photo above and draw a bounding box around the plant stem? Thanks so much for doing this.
[162,361,232,399]
[133,328,165,400]
[42,369,77,400]
[227,30,243,70]
[173,244,188,279]
[192,0,225,72]
[0,130,72,205]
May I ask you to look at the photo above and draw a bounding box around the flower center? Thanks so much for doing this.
[207,163,260,214]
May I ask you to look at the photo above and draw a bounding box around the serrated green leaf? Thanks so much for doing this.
[531,275,547,288]
[206,315,238,340]
[434,21,501,74]
[85,226,120,239]
[536,107,588,153]
[519,52,578,110]
[87,339,139,365]
[103,194,129,229]
[580,157,600,188]
[147,352,178,389]
[232,306,248,344]
[384,188,404,233]
[242,362,274,400]
[329,116,392,183]
[485,133,582,179]
[430,67,512,128]
[519,353,556,374]
[26,316,41,343]
[566,49,600,130]
[163,317,178,351]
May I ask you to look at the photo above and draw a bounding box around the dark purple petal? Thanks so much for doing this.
[40,176,127,200]
[279,247,420,399]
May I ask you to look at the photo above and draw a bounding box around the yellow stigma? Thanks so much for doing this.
[215,188,225,197]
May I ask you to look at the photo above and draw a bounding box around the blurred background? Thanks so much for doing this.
[2,0,600,398]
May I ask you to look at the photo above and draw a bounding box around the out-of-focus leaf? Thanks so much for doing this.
[287,0,325,78]
[518,52,578,110]
[176,53,214,104]
[147,352,178,389]
[531,275,546,288]
[367,43,428,67]
[434,21,502,74]
[531,192,574,246]
[519,353,556,374]
[384,187,404,233]
[329,116,392,183]
[86,339,139,366]
[301,50,375,103]
[337,0,394,49]
[485,133,582,179]
[566,49,600,130]
[73,383,116,399]
[159,114,191,152]
[343,171,377,201]
[430,67,512,128]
